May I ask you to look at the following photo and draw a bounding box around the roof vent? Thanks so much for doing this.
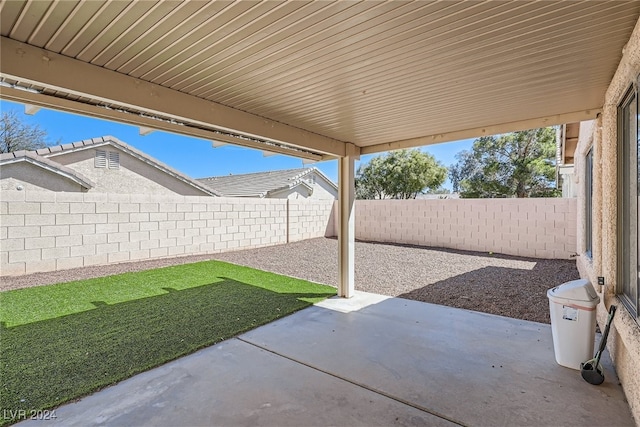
[95,150,107,168]
[95,150,119,169]
[108,151,120,169]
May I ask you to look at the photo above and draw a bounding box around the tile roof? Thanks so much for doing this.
[197,167,336,197]
[0,149,95,189]
[2,136,219,196]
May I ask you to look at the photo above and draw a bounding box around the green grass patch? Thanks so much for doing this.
[0,260,335,424]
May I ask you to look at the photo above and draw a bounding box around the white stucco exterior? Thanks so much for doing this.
[50,147,210,196]
[0,162,85,192]
[0,137,215,197]
[268,170,337,200]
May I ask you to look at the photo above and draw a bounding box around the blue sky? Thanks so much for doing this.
[1,100,473,188]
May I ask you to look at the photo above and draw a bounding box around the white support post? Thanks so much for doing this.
[338,146,357,298]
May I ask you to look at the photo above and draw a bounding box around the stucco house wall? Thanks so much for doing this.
[50,147,209,197]
[0,162,84,192]
[574,19,640,424]
[269,186,311,199]
[268,176,337,200]
[309,175,339,200]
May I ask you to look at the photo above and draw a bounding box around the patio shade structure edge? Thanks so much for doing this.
[0,37,345,160]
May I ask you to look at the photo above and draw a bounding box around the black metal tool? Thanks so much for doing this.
[580,305,616,385]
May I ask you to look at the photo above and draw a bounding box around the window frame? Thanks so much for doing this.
[585,147,593,259]
[617,80,639,319]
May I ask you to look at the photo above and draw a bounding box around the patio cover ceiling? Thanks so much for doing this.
[1,1,639,159]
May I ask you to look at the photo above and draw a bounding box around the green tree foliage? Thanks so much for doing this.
[449,128,560,198]
[0,110,50,153]
[355,149,447,199]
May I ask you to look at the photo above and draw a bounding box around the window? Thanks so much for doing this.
[585,148,593,258]
[95,150,120,169]
[617,81,639,318]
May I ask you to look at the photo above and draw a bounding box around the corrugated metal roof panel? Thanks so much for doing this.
[1,1,638,151]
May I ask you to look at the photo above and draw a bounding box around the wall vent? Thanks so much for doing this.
[95,150,119,169]
[108,151,120,169]
[95,150,107,168]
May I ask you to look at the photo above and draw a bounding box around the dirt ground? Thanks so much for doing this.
[1,237,580,324]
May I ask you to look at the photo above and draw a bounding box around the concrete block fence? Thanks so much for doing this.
[342,198,577,259]
[1,192,577,277]
[0,191,334,276]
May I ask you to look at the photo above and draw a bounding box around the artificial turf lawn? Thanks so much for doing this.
[0,260,335,424]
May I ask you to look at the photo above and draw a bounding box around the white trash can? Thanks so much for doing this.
[547,279,600,370]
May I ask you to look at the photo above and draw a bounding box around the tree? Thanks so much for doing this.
[355,149,447,199]
[449,128,560,198]
[355,155,386,199]
[0,110,50,153]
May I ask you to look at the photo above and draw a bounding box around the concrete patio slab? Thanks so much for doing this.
[314,290,390,313]
[18,338,447,427]
[18,292,634,427]
[244,293,634,426]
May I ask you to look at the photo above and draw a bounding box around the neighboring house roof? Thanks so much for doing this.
[0,149,96,189]
[197,167,337,198]
[2,136,219,196]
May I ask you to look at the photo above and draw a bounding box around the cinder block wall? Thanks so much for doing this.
[288,199,335,242]
[1,192,576,277]
[0,191,335,276]
[337,198,577,259]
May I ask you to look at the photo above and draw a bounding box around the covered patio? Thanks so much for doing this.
[2,2,640,425]
[2,0,638,298]
[18,293,634,426]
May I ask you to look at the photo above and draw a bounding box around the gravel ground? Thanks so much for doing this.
[0,237,579,324]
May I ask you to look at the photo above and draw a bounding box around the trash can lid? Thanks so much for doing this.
[547,279,599,306]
